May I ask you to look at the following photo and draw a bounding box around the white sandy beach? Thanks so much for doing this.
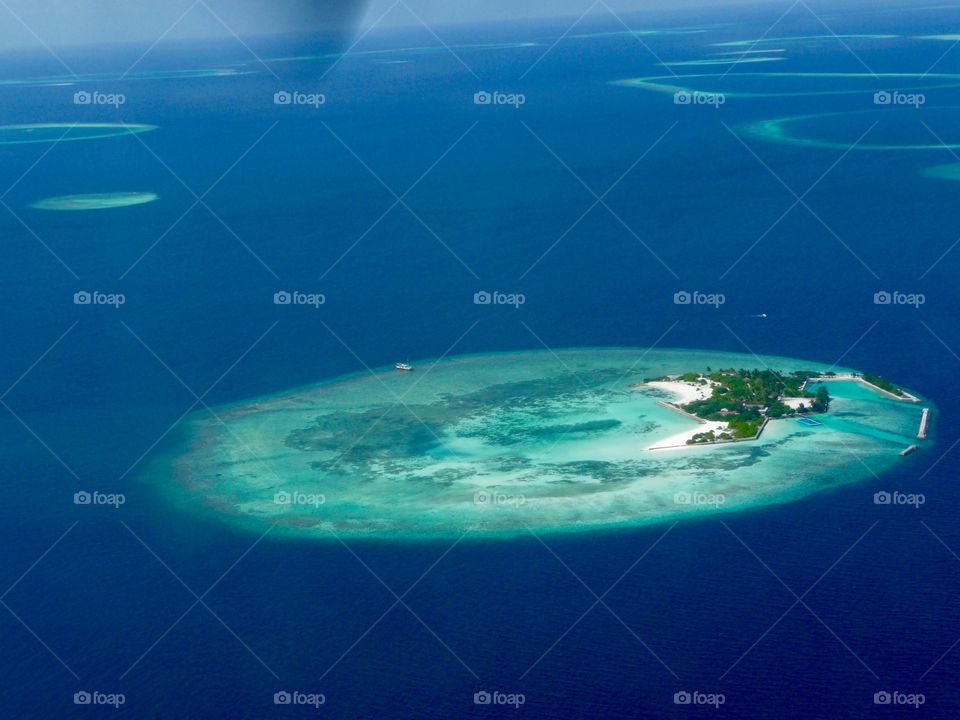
[645,378,716,404]
[648,420,729,451]
[644,378,727,450]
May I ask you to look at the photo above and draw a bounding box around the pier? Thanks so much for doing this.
[918,408,930,440]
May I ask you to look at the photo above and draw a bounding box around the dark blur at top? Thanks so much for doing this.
[0,0,369,71]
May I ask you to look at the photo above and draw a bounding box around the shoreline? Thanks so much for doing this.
[648,415,772,451]
[645,378,717,404]
[655,399,707,423]
[648,418,727,450]
[646,380,725,449]
[803,374,921,403]
[643,373,925,452]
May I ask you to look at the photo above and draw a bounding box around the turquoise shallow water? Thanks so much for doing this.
[165,348,930,540]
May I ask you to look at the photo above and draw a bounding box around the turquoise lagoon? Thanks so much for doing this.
[168,349,930,541]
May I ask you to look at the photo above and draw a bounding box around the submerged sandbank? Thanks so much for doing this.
[29,192,159,211]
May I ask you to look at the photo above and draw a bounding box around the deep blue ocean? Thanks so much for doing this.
[2,1,960,717]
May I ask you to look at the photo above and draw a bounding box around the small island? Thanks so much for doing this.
[644,369,918,448]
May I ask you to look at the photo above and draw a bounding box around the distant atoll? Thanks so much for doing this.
[29,192,159,211]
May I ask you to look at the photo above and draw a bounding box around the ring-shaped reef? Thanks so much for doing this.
[163,348,932,541]
[612,72,960,98]
[743,108,960,151]
[29,192,159,211]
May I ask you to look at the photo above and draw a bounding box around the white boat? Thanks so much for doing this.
[395,362,414,372]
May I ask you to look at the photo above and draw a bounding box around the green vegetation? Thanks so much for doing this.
[811,385,830,412]
[657,368,906,445]
[689,429,734,444]
[861,373,905,397]
[651,368,831,445]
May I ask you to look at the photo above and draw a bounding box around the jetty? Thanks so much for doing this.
[918,408,930,440]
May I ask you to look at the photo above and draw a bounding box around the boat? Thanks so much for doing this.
[395,362,414,372]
